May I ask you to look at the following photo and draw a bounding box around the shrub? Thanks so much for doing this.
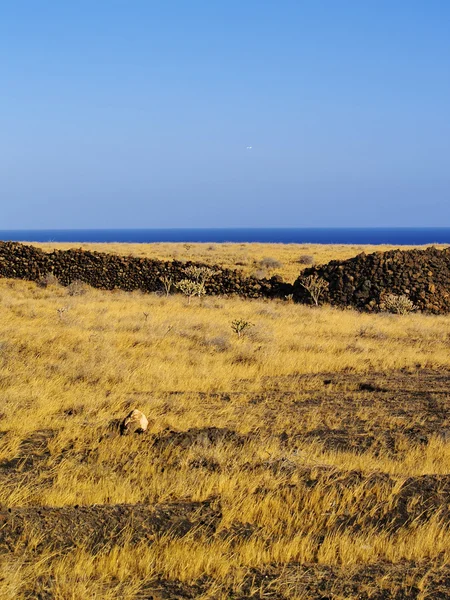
[57,306,69,319]
[37,272,59,288]
[67,280,87,296]
[176,279,204,304]
[379,294,417,315]
[231,319,254,338]
[298,274,328,306]
[258,257,282,270]
[184,265,215,282]
[298,254,315,265]
[159,274,173,296]
[184,266,215,296]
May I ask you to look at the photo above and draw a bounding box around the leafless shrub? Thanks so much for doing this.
[57,306,69,320]
[159,274,173,296]
[184,266,215,296]
[298,274,328,306]
[184,265,215,282]
[176,279,204,304]
[379,294,417,315]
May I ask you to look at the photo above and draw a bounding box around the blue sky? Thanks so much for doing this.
[1,1,449,228]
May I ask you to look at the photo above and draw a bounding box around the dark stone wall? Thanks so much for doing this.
[0,242,290,299]
[293,247,450,313]
[3,242,450,313]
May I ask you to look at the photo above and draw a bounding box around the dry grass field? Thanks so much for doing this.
[1,243,450,599]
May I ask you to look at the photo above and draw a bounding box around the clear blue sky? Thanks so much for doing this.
[1,1,449,228]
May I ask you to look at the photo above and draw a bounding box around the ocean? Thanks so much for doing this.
[1,228,450,245]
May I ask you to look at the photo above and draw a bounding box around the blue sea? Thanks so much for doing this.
[1,228,450,245]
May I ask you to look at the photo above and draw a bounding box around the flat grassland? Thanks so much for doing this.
[1,243,450,599]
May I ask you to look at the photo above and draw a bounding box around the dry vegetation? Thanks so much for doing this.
[1,243,450,599]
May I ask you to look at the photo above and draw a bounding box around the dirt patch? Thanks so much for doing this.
[259,369,450,454]
[151,427,249,451]
[0,429,56,473]
[0,499,221,554]
[51,561,450,599]
[237,562,450,600]
[243,465,450,533]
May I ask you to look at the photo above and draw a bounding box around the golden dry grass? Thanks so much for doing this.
[1,242,450,598]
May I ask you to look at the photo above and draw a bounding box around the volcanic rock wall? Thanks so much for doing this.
[0,242,290,298]
[3,242,450,313]
[293,247,450,313]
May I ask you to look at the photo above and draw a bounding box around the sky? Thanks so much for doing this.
[1,0,450,229]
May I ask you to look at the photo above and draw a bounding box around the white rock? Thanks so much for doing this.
[121,409,149,435]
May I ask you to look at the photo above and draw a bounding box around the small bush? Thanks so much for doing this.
[37,272,59,288]
[298,254,315,265]
[57,306,69,319]
[258,257,282,270]
[379,294,417,315]
[231,319,254,338]
[67,280,87,296]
